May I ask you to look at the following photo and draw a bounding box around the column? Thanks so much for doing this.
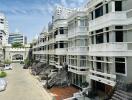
[111,1,115,12]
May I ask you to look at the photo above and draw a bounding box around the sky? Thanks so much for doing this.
[0,0,87,43]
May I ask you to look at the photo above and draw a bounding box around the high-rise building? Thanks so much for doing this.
[0,12,9,45]
[8,32,27,45]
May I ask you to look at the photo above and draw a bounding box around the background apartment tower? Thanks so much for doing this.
[0,12,9,62]
[8,31,27,45]
[0,12,9,45]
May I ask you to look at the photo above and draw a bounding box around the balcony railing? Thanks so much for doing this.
[89,42,132,52]
[68,27,88,38]
[55,48,67,55]
[89,70,116,86]
[49,61,56,66]
[68,65,89,75]
[48,38,55,44]
[55,34,68,41]
[89,11,127,31]
[68,46,88,55]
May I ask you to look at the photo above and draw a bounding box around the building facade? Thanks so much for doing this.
[4,44,30,62]
[87,0,132,94]
[32,0,132,96]
[32,6,91,88]
[0,12,9,62]
[67,9,89,88]
[8,32,27,45]
[32,28,49,64]
[0,13,9,45]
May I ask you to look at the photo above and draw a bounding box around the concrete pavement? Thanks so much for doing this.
[0,63,53,100]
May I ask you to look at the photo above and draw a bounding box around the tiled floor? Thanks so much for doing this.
[49,86,79,100]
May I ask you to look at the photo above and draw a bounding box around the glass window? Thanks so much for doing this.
[115,26,123,42]
[91,12,94,20]
[115,1,122,11]
[115,58,125,74]
[106,27,109,42]
[80,19,85,26]
[106,3,109,13]
[60,27,64,34]
[96,34,103,44]
[95,3,103,18]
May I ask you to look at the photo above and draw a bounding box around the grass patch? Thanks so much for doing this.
[0,71,7,78]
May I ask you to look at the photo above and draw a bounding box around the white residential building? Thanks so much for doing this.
[67,9,89,88]
[52,6,71,69]
[32,28,49,64]
[32,0,132,96]
[87,0,132,94]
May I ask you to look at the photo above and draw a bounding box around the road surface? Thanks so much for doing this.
[0,63,52,100]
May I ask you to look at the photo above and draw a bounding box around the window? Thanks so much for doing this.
[106,4,109,13]
[115,1,122,11]
[54,43,58,48]
[80,60,86,67]
[91,12,94,20]
[95,3,103,18]
[80,56,87,67]
[96,57,103,61]
[91,32,94,44]
[96,34,103,44]
[115,26,123,42]
[106,27,109,42]
[115,58,125,74]
[96,29,103,44]
[96,62,102,71]
[80,19,86,26]
[60,27,64,34]
[60,42,64,48]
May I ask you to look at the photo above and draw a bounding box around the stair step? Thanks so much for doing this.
[115,91,130,99]
[117,90,132,99]
[113,94,128,100]
[112,96,121,100]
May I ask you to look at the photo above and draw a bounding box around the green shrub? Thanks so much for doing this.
[12,42,24,48]
[0,71,7,78]
[4,59,11,64]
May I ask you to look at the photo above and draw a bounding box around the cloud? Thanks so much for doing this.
[0,0,87,16]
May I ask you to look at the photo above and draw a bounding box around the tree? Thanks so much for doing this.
[12,42,24,48]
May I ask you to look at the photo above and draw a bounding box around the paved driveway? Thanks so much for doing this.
[0,63,52,100]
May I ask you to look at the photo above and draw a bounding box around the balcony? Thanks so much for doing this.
[68,27,88,38]
[55,34,68,41]
[68,46,88,55]
[68,65,89,75]
[49,61,56,66]
[54,20,67,28]
[89,70,116,86]
[48,50,55,54]
[0,24,4,30]
[55,48,67,55]
[89,12,127,31]
[39,41,48,46]
[48,38,55,44]
[55,62,63,69]
[89,42,132,56]
[33,50,48,55]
